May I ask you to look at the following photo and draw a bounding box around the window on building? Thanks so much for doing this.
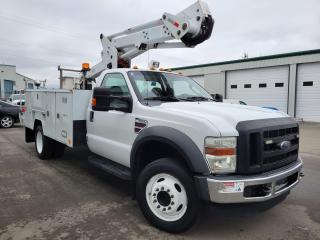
[4,80,14,99]
[27,83,34,89]
[275,82,284,87]
[230,84,237,89]
[259,83,267,88]
[303,81,313,86]
[244,84,251,88]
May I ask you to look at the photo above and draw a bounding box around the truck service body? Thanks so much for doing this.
[23,1,302,233]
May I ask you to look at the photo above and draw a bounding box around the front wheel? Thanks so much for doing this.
[136,158,200,233]
[0,116,14,128]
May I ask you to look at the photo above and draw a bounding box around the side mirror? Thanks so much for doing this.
[211,93,223,102]
[92,87,133,113]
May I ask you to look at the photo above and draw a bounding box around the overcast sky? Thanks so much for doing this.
[0,0,319,87]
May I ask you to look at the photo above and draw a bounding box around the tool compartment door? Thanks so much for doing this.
[55,92,73,147]
[42,92,56,138]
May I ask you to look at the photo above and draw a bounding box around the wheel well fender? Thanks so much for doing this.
[33,119,42,129]
[25,119,42,143]
[130,126,210,182]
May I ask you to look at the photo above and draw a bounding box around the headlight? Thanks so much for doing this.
[205,137,237,174]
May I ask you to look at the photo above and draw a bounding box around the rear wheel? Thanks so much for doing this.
[35,125,54,159]
[0,116,14,128]
[136,158,199,233]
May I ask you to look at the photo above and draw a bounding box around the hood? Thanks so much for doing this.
[157,102,288,136]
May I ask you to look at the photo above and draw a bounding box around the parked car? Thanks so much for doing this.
[222,99,279,110]
[0,100,21,128]
[223,99,247,105]
[15,100,26,106]
[8,94,26,106]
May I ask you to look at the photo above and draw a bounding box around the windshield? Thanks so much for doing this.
[128,71,212,102]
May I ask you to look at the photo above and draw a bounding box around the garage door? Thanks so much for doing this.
[226,66,289,113]
[191,75,205,87]
[296,62,320,122]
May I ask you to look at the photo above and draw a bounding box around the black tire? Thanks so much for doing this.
[136,158,200,233]
[35,125,54,159]
[0,115,14,128]
[53,141,65,158]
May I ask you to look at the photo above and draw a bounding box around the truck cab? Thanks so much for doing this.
[86,68,302,231]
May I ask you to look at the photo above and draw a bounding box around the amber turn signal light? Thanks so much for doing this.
[91,98,96,107]
[205,147,235,156]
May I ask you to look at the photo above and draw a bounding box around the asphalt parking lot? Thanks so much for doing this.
[0,123,319,240]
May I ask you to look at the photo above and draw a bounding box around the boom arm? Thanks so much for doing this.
[84,1,214,80]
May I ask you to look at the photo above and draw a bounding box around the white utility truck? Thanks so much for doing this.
[23,1,302,233]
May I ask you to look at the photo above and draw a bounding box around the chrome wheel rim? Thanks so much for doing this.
[36,130,43,154]
[146,173,188,222]
[1,117,13,128]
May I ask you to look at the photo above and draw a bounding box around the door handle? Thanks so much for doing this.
[90,111,94,122]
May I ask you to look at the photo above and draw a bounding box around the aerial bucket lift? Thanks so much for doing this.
[59,1,214,89]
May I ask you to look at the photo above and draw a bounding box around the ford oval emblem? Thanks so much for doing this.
[278,140,291,150]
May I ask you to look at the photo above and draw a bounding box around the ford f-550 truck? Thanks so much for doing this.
[23,1,302,233]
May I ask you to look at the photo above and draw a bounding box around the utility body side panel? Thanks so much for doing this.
[26,91,57,138]
[24,89,91,147]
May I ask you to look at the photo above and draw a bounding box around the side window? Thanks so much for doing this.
[101,73,131,109]
[101,73,130,96]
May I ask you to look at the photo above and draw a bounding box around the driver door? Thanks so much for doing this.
[87,73,135,167]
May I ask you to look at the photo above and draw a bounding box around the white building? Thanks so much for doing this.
[173,49,320,122]
[0,64,35,100]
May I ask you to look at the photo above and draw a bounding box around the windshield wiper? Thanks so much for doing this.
[144,96,181,102]
[185,96,212,101]
[144,96,211,102]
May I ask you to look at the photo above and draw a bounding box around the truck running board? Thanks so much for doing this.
[88,155,131,180]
